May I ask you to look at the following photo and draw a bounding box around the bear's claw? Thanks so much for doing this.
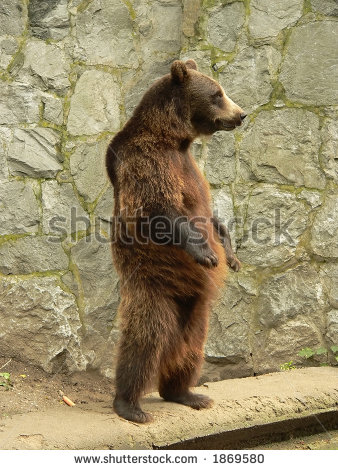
[228,255,241,272]
[196,247,218,268]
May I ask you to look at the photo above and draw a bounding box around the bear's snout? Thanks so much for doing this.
[233,109,246,127]
[215,109,245,131]
[233,108,246,127]
[222,93,247,128]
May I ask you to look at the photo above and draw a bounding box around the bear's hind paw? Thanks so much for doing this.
[162,392,214,410]
[113,396,153,424]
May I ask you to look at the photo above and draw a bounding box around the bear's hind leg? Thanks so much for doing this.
[159,295,213,410]
[113,293,177,423]
[159,350,213,410]
[113,341,156,423]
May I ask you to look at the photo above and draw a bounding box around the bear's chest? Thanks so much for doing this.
[180,151,210,215]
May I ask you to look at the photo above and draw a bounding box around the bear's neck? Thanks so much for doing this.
[124,117,196,151]
[128,97,197,150]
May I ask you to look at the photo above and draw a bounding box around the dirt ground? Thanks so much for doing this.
[1,358,337,450]
[0,357,114,418]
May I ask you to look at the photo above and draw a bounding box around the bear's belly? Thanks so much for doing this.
[112,225,227,299]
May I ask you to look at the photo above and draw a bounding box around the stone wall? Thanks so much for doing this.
[0,0,337,379]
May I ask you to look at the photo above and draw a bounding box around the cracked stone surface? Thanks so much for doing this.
[67,70,121,136]
[0,0,337,378]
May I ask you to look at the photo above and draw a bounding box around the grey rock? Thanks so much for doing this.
[182,0,201,37]
[74,0,137,67]
[0,276,87,373]
[236,185,309,267]
[42,181,88,236]
[310,0,338,16]
[237,270,259,297]
[67,70,120,136]
[28,0,70,41]
[257,264,325,329]
[7,49,24,77]
[0,235,69,275]
[71,237,119,318]
[205,273,254,374]
[0,82,41,125]
[239,109,325,189]
[0,0,26,37]
[205,132,236,185]
[321,119,338,183]
[141,2,182,62]
[20,39,70,93]
[70,139,109,203]
[0,36,19,69]
[249,0,303,39]
[133,0,152,38]
[61,271,79,298]
[93,186,114,242]
[0,181,40,235]
[180,50,212,76]
[207,2,245,52]
[280,22,338,105]
[326,310,338,346]
[297,190,322,209]
[132,0,182,64]
[310,193,338,259]
[320,264,338,309]
[191,137,206,169]
[219,46,281,111]
[71,236,119,368]
[8,127,62,178]
[68,0,83,6]
[0,0,336,379]
[253,319,322,374]
[94,186,114,223]
[0,127,10,181]
[0,37,18,56]
[211,186,234,224]
[211,186,237,245]
[42,95,64,125]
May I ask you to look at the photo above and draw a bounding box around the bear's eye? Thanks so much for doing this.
[211,91,224,107]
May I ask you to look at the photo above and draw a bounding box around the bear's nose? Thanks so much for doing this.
[240,113,247,121]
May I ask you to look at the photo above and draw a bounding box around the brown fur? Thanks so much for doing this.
[106,60,245,423]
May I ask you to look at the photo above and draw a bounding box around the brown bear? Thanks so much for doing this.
[106,59,245,423]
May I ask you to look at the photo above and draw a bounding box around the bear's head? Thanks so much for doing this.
[171,59,246,135]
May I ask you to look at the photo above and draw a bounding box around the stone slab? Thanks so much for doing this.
[67,70,120,136]
[207,2,245,52]
[0,276,87,374]
[249,0,303,39]
[0,367,337,449]
[280,21,338,105]
[8,127,62,178]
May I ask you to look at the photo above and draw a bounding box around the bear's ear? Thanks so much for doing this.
[185,59,198,71]
[171,60,189,84]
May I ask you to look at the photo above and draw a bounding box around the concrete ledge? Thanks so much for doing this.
[1,367,337,450]
[159,410,338,450]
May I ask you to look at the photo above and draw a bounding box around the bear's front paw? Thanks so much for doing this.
[195,246,219,268]
[227,255,241,272]
[185,241,218,268]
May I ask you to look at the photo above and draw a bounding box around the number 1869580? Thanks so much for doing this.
[213,454,264,464]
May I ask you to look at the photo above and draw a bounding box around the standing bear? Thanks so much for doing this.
[106,59,246,423]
